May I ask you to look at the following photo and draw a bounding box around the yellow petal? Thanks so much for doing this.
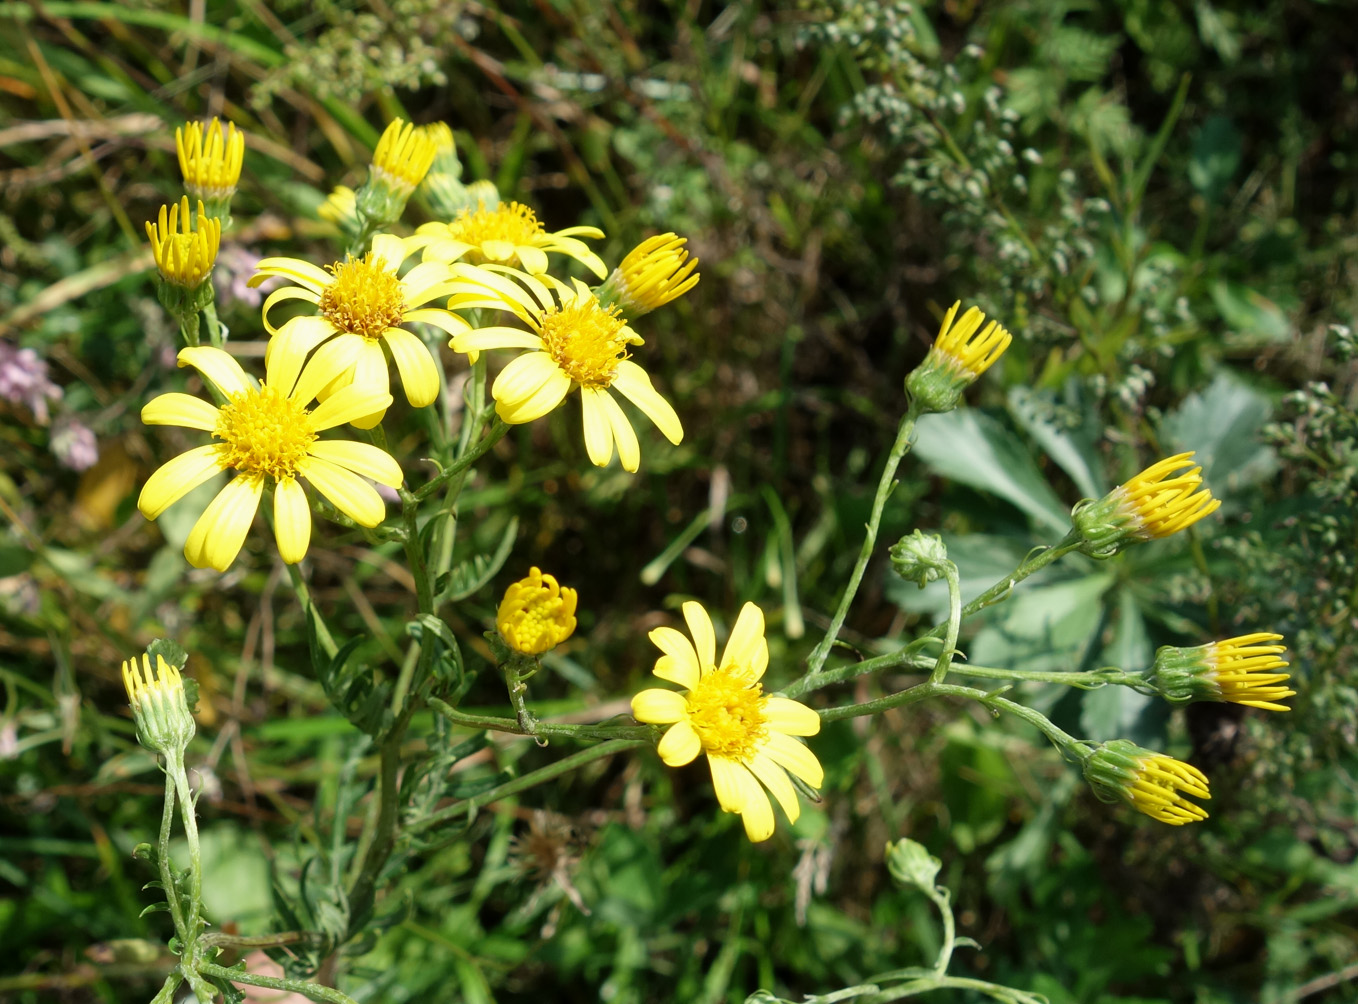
[383,327,441,408]
[721,602,766,677]
[261,286,321,336]
[404,307,471,337]
[631,688,686,725]
[267,315,338,395]
[656,720,701,767]
[307,440,403,487]
[708,755,750,814]
[764,697,820,737]
[139,445,223,519]
[183,474,263,572]
[292,333,363,407]
[142,392,219,431]
[762,731,823,789]
[369,233,409,269]
[579,386,613,467]
[298,456,386,527]
[649,626,701,690]
[595,388,639,473]
[516,244,549,275]
[272,476,311,564]
[400,261,458,306]
[681,601,717,673]
[746,752,801,824]
[252,256,333,292]
[178,346,250,398]
[309,384,395,432]
[452,327,545,353]
[493,352,571,424]
[611,361,682,445]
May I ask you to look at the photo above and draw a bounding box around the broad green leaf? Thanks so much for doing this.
[1082,591,1159,742]
[969,571,1114,674]
[1160,371,1277,496]
[1210,280,1290,344]
[914,410,1071,533]
[1008,385,1106,498]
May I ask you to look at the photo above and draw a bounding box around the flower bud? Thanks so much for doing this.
[594,233,700,318]
[176,118,244,222]
[497,567,579,656]
[1071,452,1220,558]
[888,530,950,588]
[1082,739,1209,825]
[1149,632,1294,711]
[885,838,941,890]
[905,301,1012,414]
[121,653,196,756]
[356,119,438,228]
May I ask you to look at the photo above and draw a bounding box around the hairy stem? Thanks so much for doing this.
[197,960,360,1004]
[156,769,188,945]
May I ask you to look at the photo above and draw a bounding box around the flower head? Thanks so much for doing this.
[249,234,465,428]
[905,302,1012,413]
[595,233,700,317]
[122,653,196,755]
[1082,739,1209,825]
[631,601,822,842]
[318,185,360,235]
[1149,632,1295,711]
[497,567,578,655]
[147,197,220,288]
[0,342,62,423]
[411,201,606,278]
[369,118,438,198]
[449,268,682,472]
[1073,452,1221,558]
[139,344,402,571]
[176,118,245,206]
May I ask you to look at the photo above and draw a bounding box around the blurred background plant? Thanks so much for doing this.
[1,1,1356,1002]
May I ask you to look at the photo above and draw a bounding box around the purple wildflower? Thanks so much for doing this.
[0,342,61,424]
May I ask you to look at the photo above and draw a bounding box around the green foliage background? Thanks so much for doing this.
[2,1,1356,1001]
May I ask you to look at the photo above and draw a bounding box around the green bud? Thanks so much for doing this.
[885,838,941,891]
[121,653,196,756]
[889,530,950,588]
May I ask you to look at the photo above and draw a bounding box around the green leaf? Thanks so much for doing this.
[1160,371,1277,496]
[1189,115,1242,201]
[1008,386,1106,499]
[1209,280,1290,345]
[969,571,1114,675]
[145,637,188,671]
[442,516,519,602]
[914,410,1070,533]
[1082,593,1157,741]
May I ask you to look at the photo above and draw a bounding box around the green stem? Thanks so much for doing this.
[202,300,224,348]
[871,975,1046,1003]
[167,751,204,943]
[927,563,961,685]
[197,960,360,1004]
[413,413,508,503]
[409,739,646,835]
[156,769,188,945]
[428,696,652,741]
[178,312,200,348]
[928,885,956,978]
[285,561,338,660]
[947,663,1144,690]
[148,972,183,1004]
[345,728,404,934]
[800,408,918,683]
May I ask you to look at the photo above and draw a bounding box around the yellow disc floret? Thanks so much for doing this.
[450,202,544,251]
[539,299,629,387]
[497,567,578,655]
[318,253,407,339]
[684,666,769,761]
[213,385,317,481]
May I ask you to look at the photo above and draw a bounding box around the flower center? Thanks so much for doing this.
[685,664,768,761]
[318,254,405,339]
[449,202,543,250]
[214,385,316,481]
[538,299,629,387]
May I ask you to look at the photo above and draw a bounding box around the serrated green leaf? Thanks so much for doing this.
[1159,371,1277,497]
[146,637,188,671]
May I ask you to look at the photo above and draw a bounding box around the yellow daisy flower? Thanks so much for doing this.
[249,234,466,429]
[146,197,220,288]
[448,268,682,473]
[410,201,607,278]
[139,345,402,571]
[631,601,823,842]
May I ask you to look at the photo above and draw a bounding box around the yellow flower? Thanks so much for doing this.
[176,118,245,202]
[122,652,195,755]
[369,118,438,197]
[249,234,466,428]
[596,233,700,317]
[146,197,220,287]
[631,601,822,842]
[1073,452,1221,557]
[448,269,682,472]
[411,201,607,278]
[318,185,359,232]
[419,122,456,157]
[139,345,402,571]
[905,301,1012,413]
[1082,740,1210,825]
[497,567,578,655]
